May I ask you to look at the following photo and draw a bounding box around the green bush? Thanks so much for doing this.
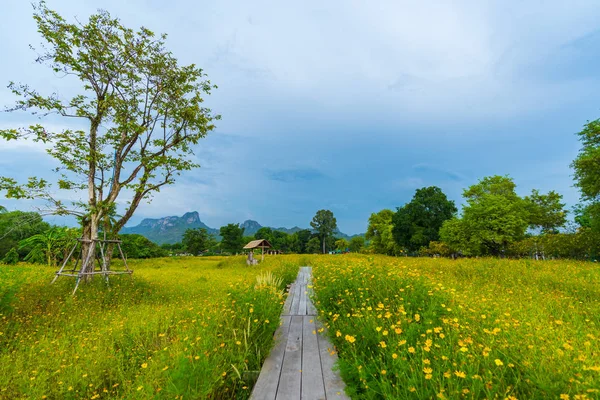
[2,247,19,265]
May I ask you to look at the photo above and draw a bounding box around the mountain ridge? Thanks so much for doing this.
[121,212,362,244]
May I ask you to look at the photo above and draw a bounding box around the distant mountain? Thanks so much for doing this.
[240,220,262,236]
[121,211,218,244]
[239,220,307,236]
[121,212,363,244]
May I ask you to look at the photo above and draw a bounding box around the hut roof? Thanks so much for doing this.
[243,239,273,249]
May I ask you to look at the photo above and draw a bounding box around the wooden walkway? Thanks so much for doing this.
[251,267,349,400]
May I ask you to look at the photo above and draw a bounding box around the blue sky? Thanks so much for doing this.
[1,0,600,234]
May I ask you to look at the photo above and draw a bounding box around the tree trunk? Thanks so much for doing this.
[322,237,326,254]
[80,216,99,282]
[105,242,115,270]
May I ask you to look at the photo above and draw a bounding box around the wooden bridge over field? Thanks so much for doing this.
[251,267,349,400]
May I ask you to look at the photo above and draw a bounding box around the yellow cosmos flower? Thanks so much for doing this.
[494,359,504,366]
[345,335,356,344]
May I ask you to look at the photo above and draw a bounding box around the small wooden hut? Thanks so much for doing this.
[243,239,273,264]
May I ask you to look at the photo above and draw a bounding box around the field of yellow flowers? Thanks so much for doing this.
[0,256,301,399]
[310,255,600,400]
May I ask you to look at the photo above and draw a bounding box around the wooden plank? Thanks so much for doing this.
[276,316,303,400]
[298,277,308,316]
[283,282,295,315]
[316,321,349,399]
[289,276,302,315]
[302,316,326,400]
[250,316,292,400]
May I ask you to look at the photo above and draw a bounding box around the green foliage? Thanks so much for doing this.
[0,3,219,251]
[0,210,50,259]
[119,234,168,259]
[366,209,401,256]
[2,247,20,265]
[440,176,529,256]
[419,241,454,257]
[509,229,600,260]
[335,238,349,251]
[392,186,457,252]
[310,209,337,253]
[19,226,79,266]
[572,119,600,234]
[348,236,366,253]
[306,237,322,254]
[290,229,312,254]
[524,189,567,233]
[254,227,273,242]
[572,119,600,201]
[182,228,216,255]
[219,223,245,254]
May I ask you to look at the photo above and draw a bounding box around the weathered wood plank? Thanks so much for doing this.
[251,316,292,400]
[276,315,303,400]
[283,282,295,315]
[316,321,350,399]
[298,278,308,316]
[302,316,326,400]
[289,275,302,315]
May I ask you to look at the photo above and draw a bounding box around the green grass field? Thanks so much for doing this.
[0,256,300,399]
[311,255,600,399]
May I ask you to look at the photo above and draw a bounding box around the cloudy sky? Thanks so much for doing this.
[1,0,600,234]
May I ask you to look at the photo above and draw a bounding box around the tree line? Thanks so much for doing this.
[165,209,366,256]
[364,127,600,260]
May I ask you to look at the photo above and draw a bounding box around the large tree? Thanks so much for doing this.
[366,209,400,256]
[0,3,218,277]
[572,118,600,232]
[310,209,337,254]
[219,224,245,254]
[524,189,567,233]
[392,186,457,252]
[182,228,215,255]
[440,176,529,256]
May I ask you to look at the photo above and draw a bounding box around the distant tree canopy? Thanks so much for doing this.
[366,209,400,256]
[310,210,337,254]
[0,210,50,260]
[335,238,349,251]
[392,186,457,253]
[119,234,167,259]
[19,226,79,266]
[572,118,600,233]
[524,189,567,233]
[182,228,216,255]
[440,176,529,256]
[306,237,322,254]
[348,236,366,253]
[219,224,245,254]
[437,176,568,257]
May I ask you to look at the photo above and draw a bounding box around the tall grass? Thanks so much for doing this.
[311,255,600,399]
[0,255,300,399]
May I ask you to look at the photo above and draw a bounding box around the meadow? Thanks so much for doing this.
[310,255,600,400]
[0,256,301,399]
